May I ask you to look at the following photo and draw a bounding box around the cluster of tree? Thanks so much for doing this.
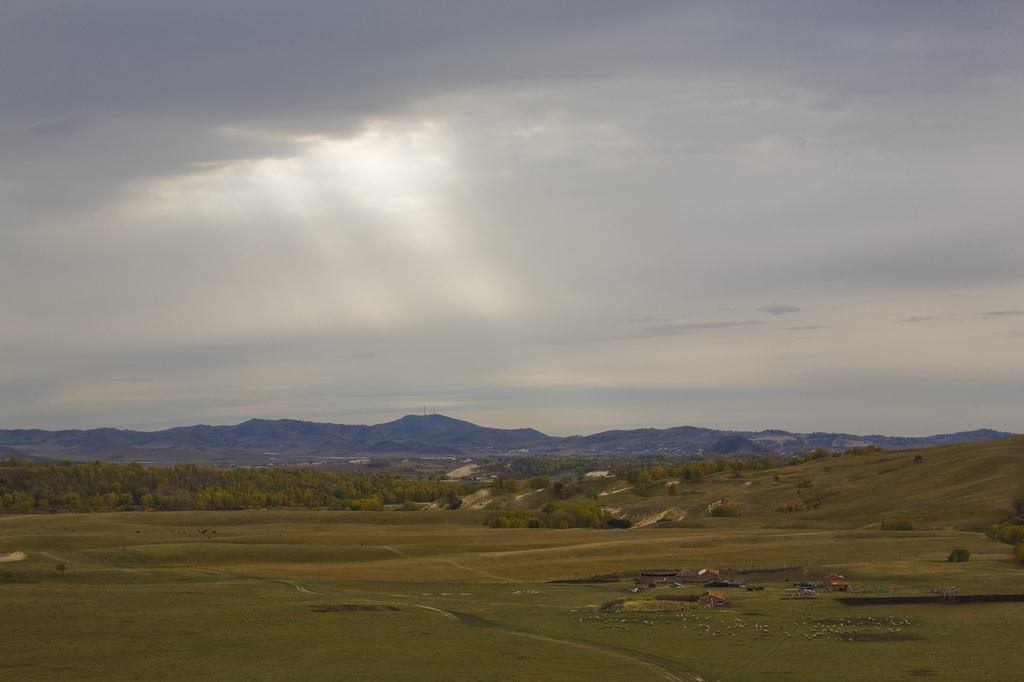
[484,499,618,529]
[842,445,885,456]
[497,457,609,480]
[786,449,832,466]
[988,521,1024,565]
[489,447,874,499]
[0,458,478,513]
[489,474,596,500]
[610,456,778,495]
[880,517,914,530]
[987,521,1024,544]
[493,454,708,481]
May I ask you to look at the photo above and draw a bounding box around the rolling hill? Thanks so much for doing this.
[477,435,1024,532]
[0,413,1014,465]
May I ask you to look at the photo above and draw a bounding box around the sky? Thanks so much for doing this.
[1,1,1022,437]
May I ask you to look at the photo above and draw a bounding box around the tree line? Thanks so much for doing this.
[987,521,1024,564]
[0,458,478,513]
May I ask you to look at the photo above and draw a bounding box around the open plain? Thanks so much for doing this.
[2,503,1023,681]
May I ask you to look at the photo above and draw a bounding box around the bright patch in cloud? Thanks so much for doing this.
[116,120,518,331]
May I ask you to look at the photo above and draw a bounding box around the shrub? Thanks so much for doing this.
[947,548,970,563]
[667,483,678,495]
[711,504,739,517]
[914,454,923,463]
[987,523,1024,545]
[606,518,632,529]
[881,518,913,531]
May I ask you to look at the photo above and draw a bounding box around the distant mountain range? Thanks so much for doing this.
[0,414,1015,465]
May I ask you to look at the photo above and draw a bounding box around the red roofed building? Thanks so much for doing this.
[821,574,849,592]
[698,568,720,579]
[699,590,726,608]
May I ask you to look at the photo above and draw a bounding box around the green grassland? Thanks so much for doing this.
[2,437,1023,681]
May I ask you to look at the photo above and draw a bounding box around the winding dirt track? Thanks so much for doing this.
[38,554,709,682]
[41,551,72,563]
[279,580,705,682]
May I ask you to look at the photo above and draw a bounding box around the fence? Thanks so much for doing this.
[839,594,1024,606]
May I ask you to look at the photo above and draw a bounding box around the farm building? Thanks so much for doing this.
[821,574,850,592]
[698,590,726,608]
[642,567,721,583]
[638,570,683,584]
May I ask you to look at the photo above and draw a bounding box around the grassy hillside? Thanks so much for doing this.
[481,436,1024,531]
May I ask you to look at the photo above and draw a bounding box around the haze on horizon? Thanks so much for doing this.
[1,1,1022,438]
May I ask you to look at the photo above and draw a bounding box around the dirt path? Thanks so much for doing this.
[446,464,476,478]
[196,568,239,578]
[41,551,72,563]
[84,551,113,566]
[436,557,517,582]
[0,551,27,562]
[382,544,411,559]
[744,606,809,671]
[276,580,704,682]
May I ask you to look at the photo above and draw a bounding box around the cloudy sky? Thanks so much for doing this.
[1,1,1022,436]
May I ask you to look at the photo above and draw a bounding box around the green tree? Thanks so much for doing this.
[711,504,739,517]
[553,480,573,499]
[55,563,66,577]
[880,518,913,531]
[947,548,970,562]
